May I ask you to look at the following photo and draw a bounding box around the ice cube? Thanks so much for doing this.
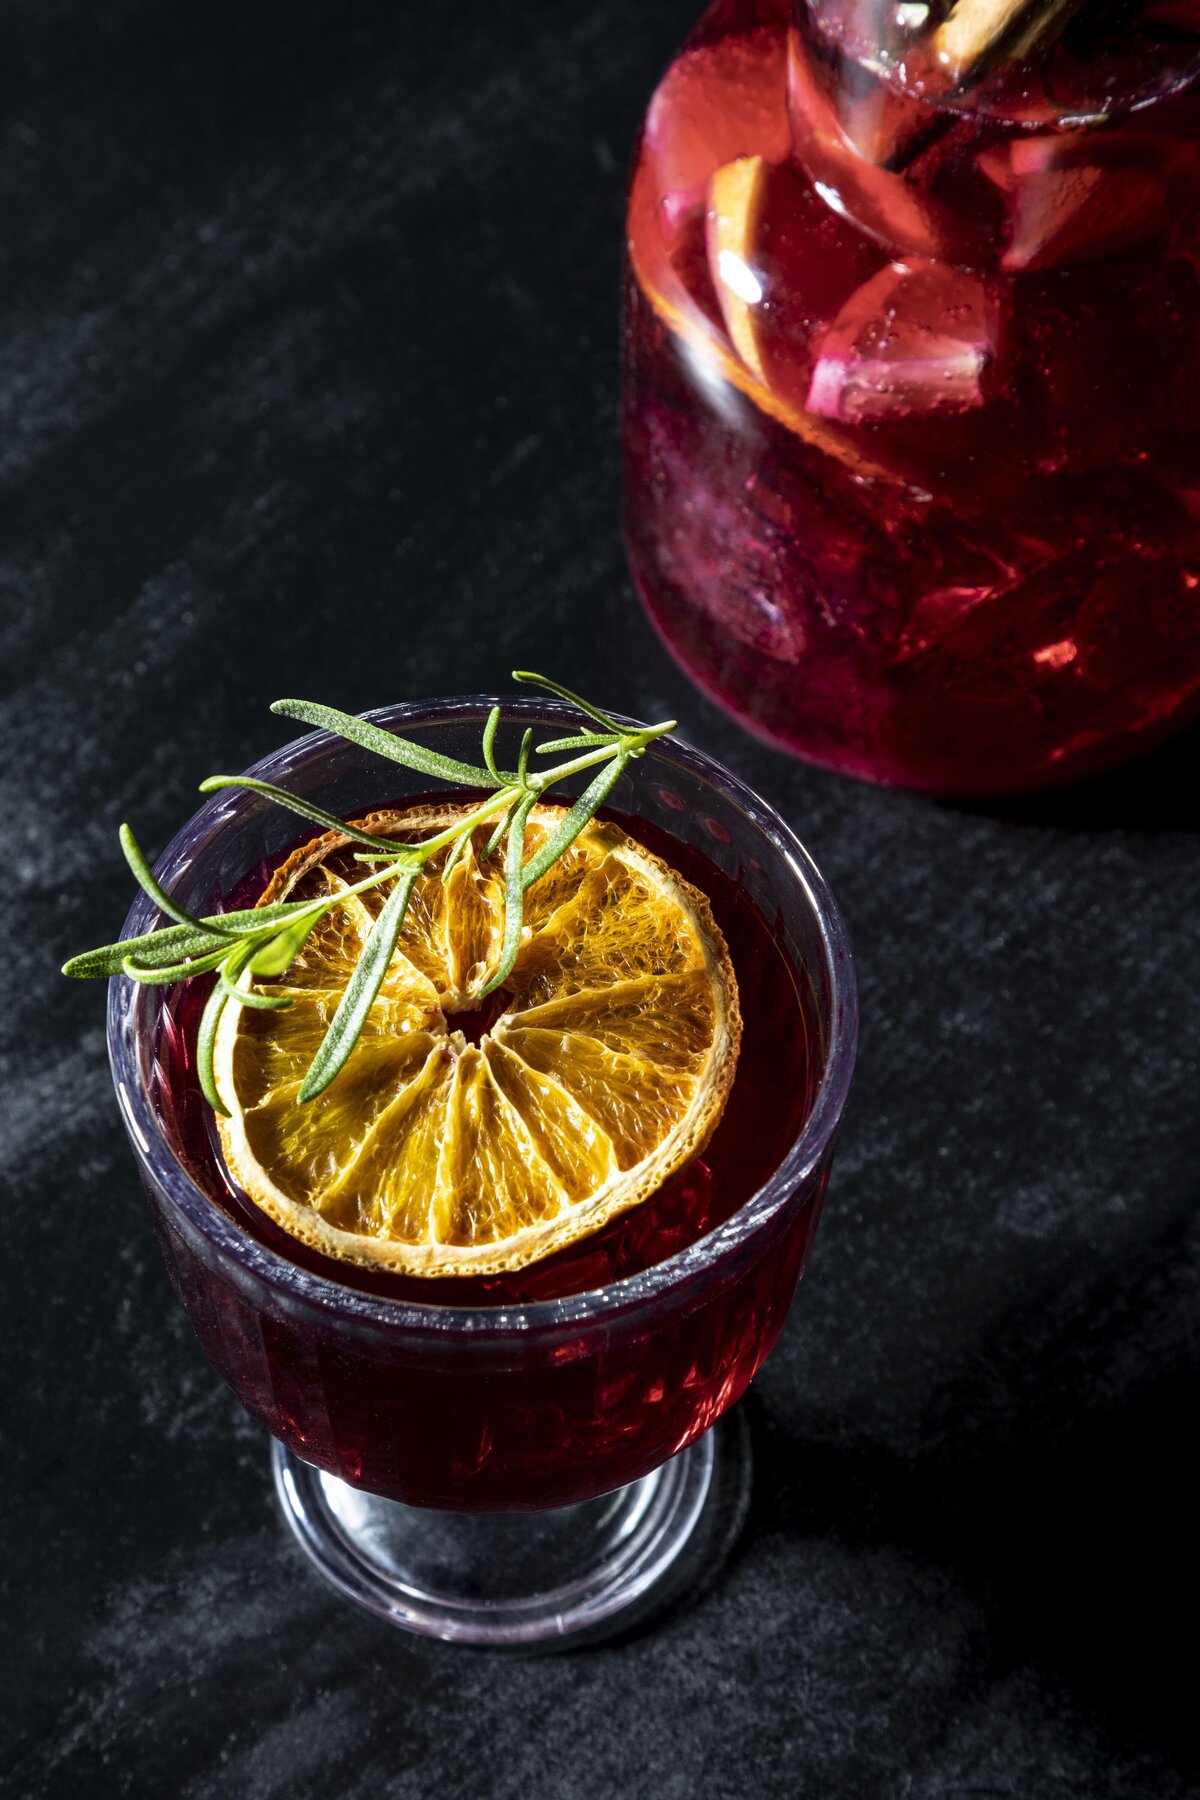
[898,550,1093,701]
[806,259,1004,423]
[896,583,998,659]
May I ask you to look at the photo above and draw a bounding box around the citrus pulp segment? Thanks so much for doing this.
[213,804,741,1276]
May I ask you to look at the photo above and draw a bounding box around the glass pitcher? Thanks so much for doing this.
[623,0,1200,791]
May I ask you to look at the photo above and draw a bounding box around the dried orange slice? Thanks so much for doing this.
[707,154,770,381]
[213,803,741,1276]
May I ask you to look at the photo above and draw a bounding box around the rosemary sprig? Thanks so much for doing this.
[64,675,676,1108]
[296,871,420,1104]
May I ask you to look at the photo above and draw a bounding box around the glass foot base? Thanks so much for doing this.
[271,1414,750,1646]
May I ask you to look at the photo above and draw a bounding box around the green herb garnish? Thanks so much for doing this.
[63,675,676,1112]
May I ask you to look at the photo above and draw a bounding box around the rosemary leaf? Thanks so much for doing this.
[119,825,238,940]
[224,982,292,1012]
[298,871,418,1102]
[64,898,340,980]
[441,829,471,885]
[480,793,537,997]
[271,699,495,788]
[250,911,323,977]
[520,754,628,892]
[196,979,231,1115]
[121,942,236,984]
[512,671,624,733]
[198,776,410,853]
[66,930,218,980]
[483,801,515,861]
[481,705,502,781]
[187,896,331,933]
[212,940,291,1011]
[534,732,618,755]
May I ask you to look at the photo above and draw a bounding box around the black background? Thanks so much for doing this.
[4,2,1198,1794]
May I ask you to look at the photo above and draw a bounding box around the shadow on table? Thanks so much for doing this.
[742,1205,1199,1771]
[947,715,1200,835]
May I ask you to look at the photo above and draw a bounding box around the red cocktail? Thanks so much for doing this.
[153,811,822,1505]
[624,0,1200,791]
[107,698,857,1641]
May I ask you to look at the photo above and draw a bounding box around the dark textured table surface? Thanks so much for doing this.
[4,2,1198,1795]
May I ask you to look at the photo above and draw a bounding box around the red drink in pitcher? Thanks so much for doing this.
[624,0,1200,791]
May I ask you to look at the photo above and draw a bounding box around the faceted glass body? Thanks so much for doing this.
[108,700,857,1511]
